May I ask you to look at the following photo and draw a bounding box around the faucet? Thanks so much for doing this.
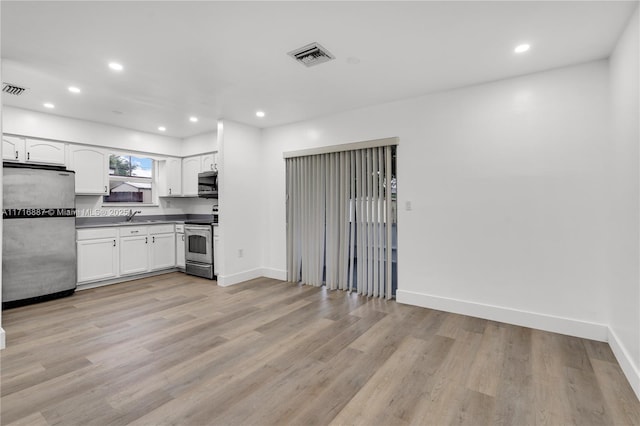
[125,209,142,222]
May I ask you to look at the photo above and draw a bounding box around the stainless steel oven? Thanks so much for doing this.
[185,223,215,279]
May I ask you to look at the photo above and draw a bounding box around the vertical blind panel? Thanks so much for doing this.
[286,145,393,298]
[385,147,393,299]
[348,152,356,293]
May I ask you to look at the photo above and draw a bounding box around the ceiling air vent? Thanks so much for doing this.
[2,83,27,96]
[288,42,335,67]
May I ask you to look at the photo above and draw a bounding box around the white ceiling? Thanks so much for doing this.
[1,1,637,139]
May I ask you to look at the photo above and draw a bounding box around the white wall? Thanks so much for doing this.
[181,131,217,157]
[262,60,612,341]
[3,106,182,156]
[216,120,265,286]
[608,7,640,399]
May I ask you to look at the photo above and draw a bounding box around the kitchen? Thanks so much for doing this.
[0,1,639,424]
[3,128,222,304]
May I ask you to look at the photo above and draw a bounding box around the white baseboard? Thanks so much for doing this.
[217,268,264,287]
[396,289,609,342]
[261,268,287,281]
[608,327,640,401]
[0,327,5,350]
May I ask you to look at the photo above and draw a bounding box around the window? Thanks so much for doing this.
[103,154,155,204]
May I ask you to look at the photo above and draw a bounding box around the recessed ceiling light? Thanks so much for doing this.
[256,111,265,118]
[68,86,81,94]
[158,126,166,132]
[189,116,199,122]
[43,102,55,109]
[514,44,530,54]
[108,62,124,71]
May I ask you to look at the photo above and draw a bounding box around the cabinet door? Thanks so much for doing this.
[77,238,118,283]
[176,232,185,268]
[159,157,182,196]
[213,227,220,276]
[201,153,217,172]
[25,139,66,165]
[182,156,202,196]
[68,146,109,195]
[150,233,176,271]
[2,135,25,162]
[120,235,149,275]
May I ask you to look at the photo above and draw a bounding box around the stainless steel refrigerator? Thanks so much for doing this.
[3,163,77,308]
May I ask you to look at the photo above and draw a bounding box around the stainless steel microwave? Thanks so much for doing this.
[198,170,218,198]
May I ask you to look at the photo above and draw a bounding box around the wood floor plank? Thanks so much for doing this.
[464,322,507,397]
[591,358,640,425]
[1,272,638,425]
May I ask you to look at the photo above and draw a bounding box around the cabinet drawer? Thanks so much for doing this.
[148,224,175,235]
[77,227,118,241]
[120,226,147,236]
[175,224,184,233]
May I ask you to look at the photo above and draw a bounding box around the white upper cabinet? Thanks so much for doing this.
[201,152,218,172]
[2,135,65,165]
[182,155,202,196]
[25,139,66,165]
[2,135,25,162]
[67,145,109,195]
[182,152,217,196]
[158,157,182,197]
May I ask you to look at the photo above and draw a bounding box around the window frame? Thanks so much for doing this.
[102,152,158,207]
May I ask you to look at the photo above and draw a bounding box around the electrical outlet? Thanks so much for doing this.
[238,249,244,258]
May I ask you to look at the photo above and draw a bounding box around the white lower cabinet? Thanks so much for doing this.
[150,230,176,271]
[213,226,220,276]
[120,234,149,276]
[77,224,177,285]
[120,224,175,275]
[77,228,119,283]
[176,224,185,269]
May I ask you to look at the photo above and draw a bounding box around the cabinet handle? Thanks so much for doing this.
[27,152,30,161]
[104,186,108,193]
[131,230,139,233]
[113,239,116,247]
[145,237,148,244]
[152,236,155,243]
[182,235,185,241]
[169,188,172,195]
[14,151,18,160]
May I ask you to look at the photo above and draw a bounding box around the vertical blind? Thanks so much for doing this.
[286,144,394,299]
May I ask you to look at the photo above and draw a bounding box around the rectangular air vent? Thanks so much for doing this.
[288,42,335,67]
[2,83,27,96]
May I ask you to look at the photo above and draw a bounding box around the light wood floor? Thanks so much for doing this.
[1,272,639,426]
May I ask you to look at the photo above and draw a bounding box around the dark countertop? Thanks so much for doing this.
[76,214,216,229]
